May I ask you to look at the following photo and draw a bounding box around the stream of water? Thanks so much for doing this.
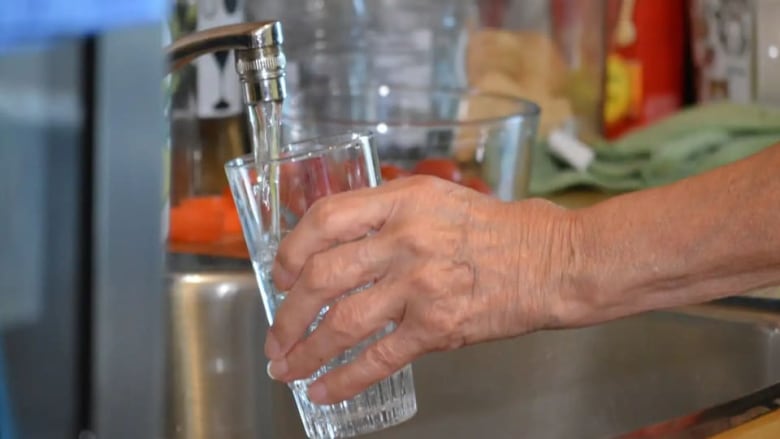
[248,100,284,240]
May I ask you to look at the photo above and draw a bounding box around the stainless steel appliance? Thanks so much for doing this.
[167,271,780,439]
[0,24,167,439]
[0,15,288,439]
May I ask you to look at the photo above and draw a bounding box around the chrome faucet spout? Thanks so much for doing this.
[165,21,287,103]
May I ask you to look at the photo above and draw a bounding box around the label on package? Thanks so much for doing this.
[690,0,756,104]
[196,0,244,118]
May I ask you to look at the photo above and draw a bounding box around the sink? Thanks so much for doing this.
[165,269,780,439]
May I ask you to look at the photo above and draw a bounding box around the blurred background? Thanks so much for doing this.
[1,0,779,438]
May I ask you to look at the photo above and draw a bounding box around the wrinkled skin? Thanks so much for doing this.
[264,175,577,404]
[263,145,780,405]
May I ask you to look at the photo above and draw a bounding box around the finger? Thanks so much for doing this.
[266,233,394,359]
[306,325,422,405]
[268,280,406,382]
[272,183,400,290]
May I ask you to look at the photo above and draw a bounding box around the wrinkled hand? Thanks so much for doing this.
[264,176,577,404]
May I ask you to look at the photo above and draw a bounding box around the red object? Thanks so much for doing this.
[603,0,686,139]
[220,190,243,236]
[221,185,233,201]
[464,176,492,194]
[478,0,511,27]
[179,195,224,212]
[276,163,308,217]
[344,159,370,190]
[302,157,338,207]
[222,207,243,236]
[618,413,702,438]
[380,163,410,182]
[412,158,463,183]
[169,196,225,244]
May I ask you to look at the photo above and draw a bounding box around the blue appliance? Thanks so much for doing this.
[0,346,15,439]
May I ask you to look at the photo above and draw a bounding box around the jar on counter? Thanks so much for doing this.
[460,0,607,141]
[690,0,780,106]
[602,0,687,140]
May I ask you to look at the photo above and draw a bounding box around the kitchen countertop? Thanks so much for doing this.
[620,381,780,438]
[713,410,780,438]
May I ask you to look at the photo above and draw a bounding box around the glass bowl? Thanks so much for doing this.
[283,84,540,200]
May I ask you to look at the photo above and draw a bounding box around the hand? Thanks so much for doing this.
[264,175,578,404]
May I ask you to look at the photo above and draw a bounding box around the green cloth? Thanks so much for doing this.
[529,103,780,196]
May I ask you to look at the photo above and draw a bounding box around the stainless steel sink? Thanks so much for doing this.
[165,270,780,439]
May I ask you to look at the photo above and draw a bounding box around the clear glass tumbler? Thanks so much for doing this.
[224,132,417,439]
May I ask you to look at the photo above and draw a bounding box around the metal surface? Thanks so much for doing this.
[286,305,780,439]
[166,271,272,439]
[166,21,287,103]
[91,25,166,439]
[0,41,87,438]
[170,271,780,439]
[619,381,780,438]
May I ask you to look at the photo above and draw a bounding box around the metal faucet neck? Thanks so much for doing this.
[165,21,287,104]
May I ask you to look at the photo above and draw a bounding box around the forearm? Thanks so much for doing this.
[563,144,780,326]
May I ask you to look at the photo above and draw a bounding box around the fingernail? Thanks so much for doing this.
[264,331,281,358]
[266,359,288,380]
[272,262,295,290]
[308,382,328,404]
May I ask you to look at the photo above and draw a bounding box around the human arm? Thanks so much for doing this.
[561,142,780,326]
[265,143,780,405]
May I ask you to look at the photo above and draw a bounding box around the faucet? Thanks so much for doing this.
[166,20,287,104]
[165,20,288,187]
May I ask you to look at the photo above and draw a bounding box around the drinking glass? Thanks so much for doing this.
[224,132,417,439]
